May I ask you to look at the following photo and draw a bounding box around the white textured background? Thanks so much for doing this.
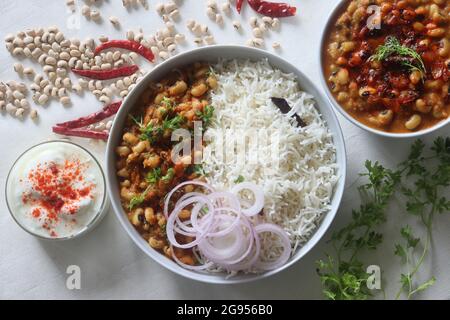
[0,0,449,300]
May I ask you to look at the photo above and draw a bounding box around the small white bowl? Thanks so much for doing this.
[106,45,347,284]
[5,140,108,241]
[319,0,450,138]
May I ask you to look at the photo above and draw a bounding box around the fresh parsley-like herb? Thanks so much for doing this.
[316,137,450,300]
[393,138,450,300]
[234,175,245,184]
[146,167,162,184]
[140,123,162,143]
[130,114,143,127]
[193,164,205,176]
[317,161,400,300]
[196,105,215,128]
[161,97,173,109]
[128,185,152,210]
[369,36,426,79]
[130,114,161,143]
[128,195,145,210]
[133,114,184,143]
[162,168,175,183]
[162,114,185,131]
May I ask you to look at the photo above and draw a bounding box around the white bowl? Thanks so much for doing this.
[6,140,109,241]
[319,0,450,138]
[106,45,347,284]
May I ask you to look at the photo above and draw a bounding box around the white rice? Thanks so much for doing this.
[203,59,338,258]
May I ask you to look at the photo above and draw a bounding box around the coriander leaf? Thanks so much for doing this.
[409,277,436,298]
[400,273,412,291]
[431,137,450,162]
[323,290,337,301]
[162,115,185,131]
[394,244,407,262]
[196,105,215,128]
[317,160,398,300]
[436,197,450,213]
[162,168,175,182]
[409,139,425,161]
[161,97,173,109]
[318,137,449,300]
[128,185,152,210]
[129,194,145,210]
[146,168,162,184]
[130,114,143,127]
[139,122,163,143]
[400,226,420,249]
[234,175,245,184]
[193,164,205,176]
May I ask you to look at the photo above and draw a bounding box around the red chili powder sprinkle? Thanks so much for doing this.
[22,158,95,237]
[32,208,41,218]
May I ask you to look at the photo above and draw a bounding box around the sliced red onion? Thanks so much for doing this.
[207,217,257,269]
[164,181,215,218]
[166,196,215,249]
[231,182,265,217]
[197,216,244,262]
[207,191,241,210]
[190,201,215,232]
[174,195,214,234]
[165,180,291,273]
[254,223,292,271]
[206,208,241,238]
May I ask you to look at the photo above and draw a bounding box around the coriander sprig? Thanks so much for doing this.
[146,168,162,184]
[161,168,175,182]
[317,160,400,300]
[162,114,185,131]
[317,137,450,300]
[196,105,215,128]
[161,97,173,109]
[369,36,426,79]
[131,113,185,143]
[193,164,206,176]
[393,138,450,300]
[128,185,153,210]
[234,175,245,184]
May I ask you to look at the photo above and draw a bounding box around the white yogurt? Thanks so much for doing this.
[6,141,106,239]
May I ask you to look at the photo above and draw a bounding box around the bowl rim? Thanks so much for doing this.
[106,44,347,284]
[319,0,450,139]
[5,139,108,241]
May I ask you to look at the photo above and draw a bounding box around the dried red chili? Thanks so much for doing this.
[247,0,296,17]
[52,126,109,140]
[94,40,155,62]
[236,0,244,13]
[71,65,139,80]
[56,101,122,129]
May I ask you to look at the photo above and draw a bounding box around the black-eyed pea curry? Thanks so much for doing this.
[115,63,217,264]
[324,0,449,133]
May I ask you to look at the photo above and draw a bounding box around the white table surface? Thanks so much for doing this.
[1,0,449,300]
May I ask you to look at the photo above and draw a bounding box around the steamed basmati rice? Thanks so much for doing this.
[203,59,339,257]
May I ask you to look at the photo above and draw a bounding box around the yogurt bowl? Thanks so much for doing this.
[5,140,108,240]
